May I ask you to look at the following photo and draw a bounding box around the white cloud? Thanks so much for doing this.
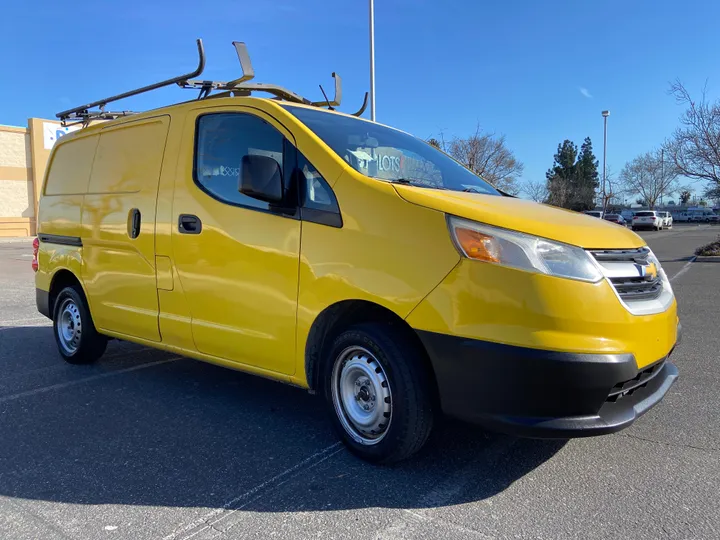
[579,87,593,99]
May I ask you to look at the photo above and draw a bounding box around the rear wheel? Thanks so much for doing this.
[53,285,107,364]
[324,324,434,464]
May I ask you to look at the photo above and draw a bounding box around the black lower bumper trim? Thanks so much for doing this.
[416,330,678,438]
[36,288,51,319]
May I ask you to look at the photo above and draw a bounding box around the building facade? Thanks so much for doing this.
[0,118,76,237]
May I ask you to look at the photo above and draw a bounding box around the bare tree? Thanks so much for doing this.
[447,125,524,195]
[620,150,680,209]
[664,80,720,188]
[522,180,548,202]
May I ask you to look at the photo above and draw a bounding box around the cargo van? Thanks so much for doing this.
[34,40,680,463]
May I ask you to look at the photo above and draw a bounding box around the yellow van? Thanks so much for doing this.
[34,41,679,463]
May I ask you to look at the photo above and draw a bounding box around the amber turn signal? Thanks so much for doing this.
[453,228,501,262]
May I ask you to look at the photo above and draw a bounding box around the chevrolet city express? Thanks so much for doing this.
[34,41,680,463]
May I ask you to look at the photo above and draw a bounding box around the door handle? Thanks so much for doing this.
[178,214,202,234]
[128,208,141,239]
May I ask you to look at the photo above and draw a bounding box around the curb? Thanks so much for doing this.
[695,256,720,262]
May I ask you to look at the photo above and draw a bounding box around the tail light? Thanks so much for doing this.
[32,237,39,272]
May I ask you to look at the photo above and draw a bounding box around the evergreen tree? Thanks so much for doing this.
[574,137,600,211]
[545,140,577,207]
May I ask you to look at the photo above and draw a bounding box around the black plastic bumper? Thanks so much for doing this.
[36,288,51,319]
[417,330,679,438]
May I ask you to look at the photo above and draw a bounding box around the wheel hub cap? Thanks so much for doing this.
[331,346,392,445]
[57,299,82,354]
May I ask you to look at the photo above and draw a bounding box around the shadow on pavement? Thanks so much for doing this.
[0,326,565,513]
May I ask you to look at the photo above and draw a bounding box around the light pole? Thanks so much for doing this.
[660,149,664,207]
[369,0,376,121]
[602,110,609,212]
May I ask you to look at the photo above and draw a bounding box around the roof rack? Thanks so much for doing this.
[57,39,369,125]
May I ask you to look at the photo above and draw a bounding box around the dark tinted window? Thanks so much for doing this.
[635,211,655,217]
[195,113,284,209]
[282,106,500,196]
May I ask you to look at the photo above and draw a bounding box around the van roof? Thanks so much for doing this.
[56,39,369,128]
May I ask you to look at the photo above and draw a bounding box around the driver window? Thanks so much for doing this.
[194,113,284,209]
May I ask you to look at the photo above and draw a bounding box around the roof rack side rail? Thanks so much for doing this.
[56,39,206,122]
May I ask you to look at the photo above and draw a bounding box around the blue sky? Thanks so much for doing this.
[2,0,718,200]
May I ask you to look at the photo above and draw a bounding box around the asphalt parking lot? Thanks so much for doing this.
[1,224,719,540]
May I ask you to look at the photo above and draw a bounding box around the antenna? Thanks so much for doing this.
[311,72,341,107]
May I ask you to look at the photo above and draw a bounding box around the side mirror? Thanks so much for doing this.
[239,154,283,203]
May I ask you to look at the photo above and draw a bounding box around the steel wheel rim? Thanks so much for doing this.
[331,346,392,445]
[57,298,82,355]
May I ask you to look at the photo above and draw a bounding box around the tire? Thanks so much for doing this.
[53,285,107,364]
[323,323,434,464]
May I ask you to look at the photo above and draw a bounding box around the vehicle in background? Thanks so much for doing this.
[691,209,719,222]
[603,214,627,226]
[620,209,635,222]
[584,210,603,218]
[660,212,673,229]
[673,211,692,223]
[632,211,663,231]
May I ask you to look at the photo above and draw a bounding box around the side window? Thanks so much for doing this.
[297,151,342,227]
[194,113,284,209]
[298,152,339,213]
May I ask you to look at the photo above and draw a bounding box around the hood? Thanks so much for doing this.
[393,185,645,249]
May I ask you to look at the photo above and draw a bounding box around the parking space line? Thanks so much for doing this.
[670,256,697,282]
[0,357,181,405]
[164,442,343,540]
[0,316,50,326]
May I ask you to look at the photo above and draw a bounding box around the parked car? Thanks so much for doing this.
[33,39,681,463]
[632,210,664,231]
[583,210,603,218]
[660,212,673,229]
[603,214,627,226]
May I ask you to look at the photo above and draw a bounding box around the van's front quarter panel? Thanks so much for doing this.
[293,170,461,387]
[406,258,680,437]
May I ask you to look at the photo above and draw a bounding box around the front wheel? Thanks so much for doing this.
[324,324,434,464]
[53,285,107,364]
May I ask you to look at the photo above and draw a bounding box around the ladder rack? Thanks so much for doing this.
[57,39,368,125]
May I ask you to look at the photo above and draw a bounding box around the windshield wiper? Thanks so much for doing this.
[392,178,447,190]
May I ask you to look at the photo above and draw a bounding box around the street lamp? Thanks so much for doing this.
[369,0,376,121]
[602,110,609,212]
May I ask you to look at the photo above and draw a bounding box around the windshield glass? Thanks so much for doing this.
[282,106,500,195]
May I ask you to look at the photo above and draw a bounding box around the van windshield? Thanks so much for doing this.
[282,106,500,196]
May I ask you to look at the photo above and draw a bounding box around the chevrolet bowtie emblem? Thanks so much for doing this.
[636,262,658,280]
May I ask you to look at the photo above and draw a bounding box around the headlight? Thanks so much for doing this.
[447,216,603,283]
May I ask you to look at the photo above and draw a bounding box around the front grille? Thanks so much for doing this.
[609,275,663,301]
[606,360,665,402]
[588,247,663,302]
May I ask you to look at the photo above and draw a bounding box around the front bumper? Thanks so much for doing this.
[417,329,679,438]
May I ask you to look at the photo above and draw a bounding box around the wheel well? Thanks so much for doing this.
[305,300,438,400]
[48,270,83,316]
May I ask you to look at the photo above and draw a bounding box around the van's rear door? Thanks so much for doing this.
[81,115,170,341]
